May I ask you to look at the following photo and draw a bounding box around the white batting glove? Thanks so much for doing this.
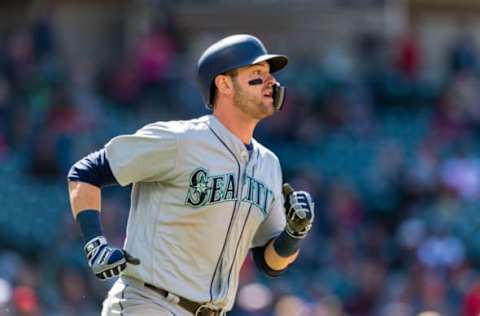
[84,236,140,280]
[284,190,315,239]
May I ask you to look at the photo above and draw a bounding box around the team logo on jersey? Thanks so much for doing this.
[185,167,273,214]
[242,175,273,215]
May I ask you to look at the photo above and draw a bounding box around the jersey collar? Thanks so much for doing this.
[205,115,255,163]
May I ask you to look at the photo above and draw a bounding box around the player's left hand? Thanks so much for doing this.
[84,236,140,280]
[283,184,315,239]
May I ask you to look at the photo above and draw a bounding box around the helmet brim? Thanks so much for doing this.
[252,54,288,73]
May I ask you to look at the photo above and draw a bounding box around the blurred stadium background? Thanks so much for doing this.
[2,0,480,315]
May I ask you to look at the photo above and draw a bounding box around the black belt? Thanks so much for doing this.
[144,283,223,316]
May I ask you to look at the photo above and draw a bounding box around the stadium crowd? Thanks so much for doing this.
[2,13,480,316]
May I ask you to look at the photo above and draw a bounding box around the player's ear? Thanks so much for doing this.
[214,74,234,98]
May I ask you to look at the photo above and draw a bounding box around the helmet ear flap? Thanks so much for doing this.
[273,83,286,111]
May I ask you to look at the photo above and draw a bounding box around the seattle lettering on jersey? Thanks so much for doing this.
[185,168,273,214]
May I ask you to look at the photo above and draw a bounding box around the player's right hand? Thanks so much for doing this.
[84,236,140,280]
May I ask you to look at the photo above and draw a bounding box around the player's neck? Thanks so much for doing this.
[213,106,257,144]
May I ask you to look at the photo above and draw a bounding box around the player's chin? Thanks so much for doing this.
[257,102,274,118]
[260,95,273,106]
[262,98,275,114]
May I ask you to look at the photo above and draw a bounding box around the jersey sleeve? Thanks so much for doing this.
[251,163,286,248]
[104,122,178,186]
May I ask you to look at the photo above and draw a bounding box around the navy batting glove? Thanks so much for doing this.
[284,191,315,238]
[84,236,140,280]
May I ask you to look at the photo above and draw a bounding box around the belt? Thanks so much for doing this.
[144,283,223,316]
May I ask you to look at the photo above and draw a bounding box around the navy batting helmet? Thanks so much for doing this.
[197,34,288,109]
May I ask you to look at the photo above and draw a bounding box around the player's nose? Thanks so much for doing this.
[263,73,276,86]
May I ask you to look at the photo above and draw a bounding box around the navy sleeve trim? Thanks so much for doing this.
[67,149,119,188]
[251,242,288,278]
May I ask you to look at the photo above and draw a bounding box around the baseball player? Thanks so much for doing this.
[67,34,314,316]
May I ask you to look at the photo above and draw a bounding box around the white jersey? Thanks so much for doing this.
[104,115,286,311]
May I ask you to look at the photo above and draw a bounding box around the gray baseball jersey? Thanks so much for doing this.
[104,114,286,311]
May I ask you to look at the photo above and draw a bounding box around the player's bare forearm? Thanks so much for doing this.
[68,181,101,218]
[264,239,299,271]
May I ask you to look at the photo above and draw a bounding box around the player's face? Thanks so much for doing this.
[230,62,276,120]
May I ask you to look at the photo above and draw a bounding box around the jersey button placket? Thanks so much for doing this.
[240,150,248,161]
[240,150,249,183]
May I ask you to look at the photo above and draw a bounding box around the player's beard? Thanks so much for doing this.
[232,79,273,120]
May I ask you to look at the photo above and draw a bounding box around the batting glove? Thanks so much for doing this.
[284,190,315,239]
[84,236,140,280]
